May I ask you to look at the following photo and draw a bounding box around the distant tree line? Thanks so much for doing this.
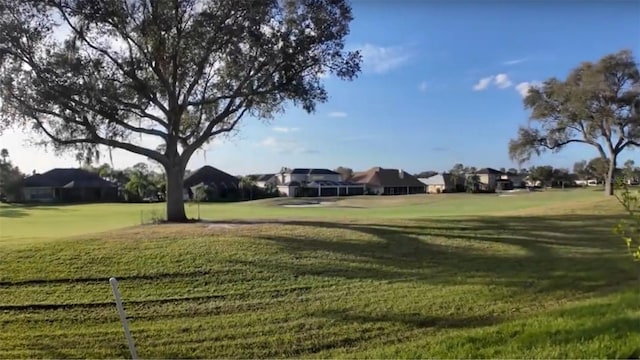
[0,149,25,202]
[413,157,640,190]
[0,155,280,203]
[86,162,279,203]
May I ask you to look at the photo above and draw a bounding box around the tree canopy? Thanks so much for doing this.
[509,49,640,195]
[0,0,361,221]
[0,149,25,201]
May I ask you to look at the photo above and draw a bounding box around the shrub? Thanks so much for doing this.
[613,179,640,262]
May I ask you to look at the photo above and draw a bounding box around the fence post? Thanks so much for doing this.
[109,277,138,359]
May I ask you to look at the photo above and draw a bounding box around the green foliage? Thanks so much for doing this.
[465,174,480,193]
[509,49,640,195]
[124,171,153,201]
[586,157,609,182]
[194,186,208,203]
[239,176,257,200]
[613,180,640,262]
[528,166,554,187]
[334,166,354,180]
[0,0,362,221]
[0,149,24,201]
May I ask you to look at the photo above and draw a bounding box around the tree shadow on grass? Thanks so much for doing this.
[438,292,640,358]
[319,309,502,330]
[0,208,28,218]
[239,214,636,296]
[0,204,61,218]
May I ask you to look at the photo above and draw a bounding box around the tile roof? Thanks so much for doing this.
[476,167,506,175]
[308,180,365,187]
[246,174,276,182]
[286,168,339,175]
[23,168,117,188]
[350,167,425,188]
[184,166,239,189]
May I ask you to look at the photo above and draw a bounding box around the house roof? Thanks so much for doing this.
[255,174,276,182]
[23,168,117,188]
[418,173,464,186]
[245,174,276,182]
[286,168,339,175]
[279,181,301,187]
[184,165,239,189]
[476,167,506,175]
[419,174,446,185]
[308,180,365,187]
[350,167,425,188]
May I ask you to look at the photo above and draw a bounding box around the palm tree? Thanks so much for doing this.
[0,149,8,164]
[239,176,257,200]
[125,170,152,200]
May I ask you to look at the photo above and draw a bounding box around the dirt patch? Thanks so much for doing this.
[275,199,341,208]
[282,203,325,208]
[199,219,281,230]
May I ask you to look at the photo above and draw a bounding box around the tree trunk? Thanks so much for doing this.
[165,161,188,222]
[604,156,617,196]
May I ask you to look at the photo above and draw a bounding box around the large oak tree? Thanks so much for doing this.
[509,49,640,196]
[0,0,361,221]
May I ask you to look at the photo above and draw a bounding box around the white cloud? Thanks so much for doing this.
[418,81,428,92]
[473,74,513,91]
[515,81,542,98]
[272,126,300,133]
[260,137,278,147]
[328,111,347,118]
[473,76,494,91]
[502,58,527,66]
[356,43,411,74]
[258,136,316,154]
[494,73,513,89]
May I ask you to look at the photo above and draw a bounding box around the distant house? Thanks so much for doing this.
[506,172,528,188]
[183,165,240,200]
[351,167,426,195]
[418,173,463,193]
[276,168,365,197]
[246,174,278,188]
[475,168,513,191]
[575,179,600,187]
[22,168,118,203]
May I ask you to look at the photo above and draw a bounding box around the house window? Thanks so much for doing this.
[28,188,53,200]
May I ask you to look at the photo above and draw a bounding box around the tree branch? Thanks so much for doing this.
[52,2,171,117]
[10,91,168,165]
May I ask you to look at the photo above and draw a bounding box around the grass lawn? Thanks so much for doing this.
[1,188,639,358]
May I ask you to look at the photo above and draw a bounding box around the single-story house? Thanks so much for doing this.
[22,168,118,203]
[351,167,426,195]
[276,168,365,197]
[183,165,240,200]
[418,173,464,193]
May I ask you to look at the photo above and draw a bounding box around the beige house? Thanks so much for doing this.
[475,168,512,191]
[351,167,426,195]
[418,173,463,193]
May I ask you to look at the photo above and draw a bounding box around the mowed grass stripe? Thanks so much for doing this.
[1,189,639,358]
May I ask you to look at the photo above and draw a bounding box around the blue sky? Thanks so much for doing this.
[2,0,640,175]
